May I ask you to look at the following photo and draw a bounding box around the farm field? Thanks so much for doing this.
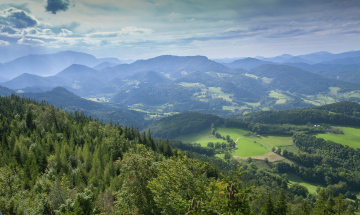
[234,138,270,157]
[315,127,360,148]
[178,126,294,158]
[176,128,219,147]
[287,173,323,194]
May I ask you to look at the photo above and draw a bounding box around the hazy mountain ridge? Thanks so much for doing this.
[0,51,121,80]
[2,50,360,119]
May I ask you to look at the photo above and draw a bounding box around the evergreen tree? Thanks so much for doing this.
[264,193,275,215]
[276,184,287,215]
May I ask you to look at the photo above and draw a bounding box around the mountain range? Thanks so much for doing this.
[1,49,360,123]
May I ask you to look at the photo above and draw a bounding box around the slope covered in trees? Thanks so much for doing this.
[0,95,357,214]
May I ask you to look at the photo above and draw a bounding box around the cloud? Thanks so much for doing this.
[45,0,70,14]
[120,26,154,35]
[0,7,38,29]
[17,37,45,46]
[0,39,9,46]
[0,26,17,34]
[58,28,73,37]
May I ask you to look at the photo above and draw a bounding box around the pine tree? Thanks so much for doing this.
[276,184,287,215]
[264,193,275,215]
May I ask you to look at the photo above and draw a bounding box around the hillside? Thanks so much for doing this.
[233,101,360,126]
[247,64,360,94]
[23,87,146,127]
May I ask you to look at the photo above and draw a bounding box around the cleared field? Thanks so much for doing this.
[244,73,259,79]
[176,128,220,147]
[315,127,360,148]
[253,135,293,148]
[234,138,270,157]
[288,174,323,194]
[329,87,340,93]
[178,126,295,158]
[216,127,249,139]
[208,87,233,102]
[269,91,289,104]
[234,152,284,162]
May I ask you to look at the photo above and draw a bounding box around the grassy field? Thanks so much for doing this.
[269,91,289,104]
[287,173,323,194]
[176,128,221,147]
[329,87,340,93]
[234,138,270,157]
[179,127,293,157]
[315,127,360,148]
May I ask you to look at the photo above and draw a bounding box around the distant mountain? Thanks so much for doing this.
[223,58,275,70]
[322,56,360,65]
[93,61,118,71]
[55,64,100,80]
[285,62,360,73]
[24,87,104,111]
[2,73,66,91]
[0,85,15,96]
[127,71,171,86]
[98,57,121,65]
[247,64,360,94]
[284,56,313,64]
[257,54,293,63]
[23,87,147,128]
[111,84,199,106]
[173,71,261,102]
[101,55,242,80]
[0,51,117,79]
[296,51,334,63]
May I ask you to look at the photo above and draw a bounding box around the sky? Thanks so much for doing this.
[0,0,360,62]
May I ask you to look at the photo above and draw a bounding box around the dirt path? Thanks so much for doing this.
[235,137,241,143]
[233,152,285,162]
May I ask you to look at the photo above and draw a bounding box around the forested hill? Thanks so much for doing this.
[148,112,224,138]
[0,95,357,214]
[312,101,360,117]
[0,94,219,214]
[233,101,360,125]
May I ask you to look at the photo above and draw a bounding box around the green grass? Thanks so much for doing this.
[244,73,259,79]
[234,138,270,157]
[208,87,233,102]
[250,135,293,151]
[178,126,296,158]
[287,174,324,194]
[269,91,289,104]
[261,77,273,84]
[329,87,340,92]
[245,102,260,107]
[216,127,249,140]
[315,127,360,148]
[176,128,220,147]
[177,82,205,88]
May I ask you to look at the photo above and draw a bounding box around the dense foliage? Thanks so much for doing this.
[0,95,357,214]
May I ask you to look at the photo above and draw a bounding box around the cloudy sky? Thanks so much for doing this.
[1,0,360,61]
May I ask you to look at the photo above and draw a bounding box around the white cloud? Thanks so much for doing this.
[120,26,153,35]
[0,40,10,46]
[17,37,45,46]
[58,28,73,37]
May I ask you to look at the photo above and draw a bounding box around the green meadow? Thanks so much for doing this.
[177,126,294,157]
[287,174,323,194]
[315,127,360,148]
